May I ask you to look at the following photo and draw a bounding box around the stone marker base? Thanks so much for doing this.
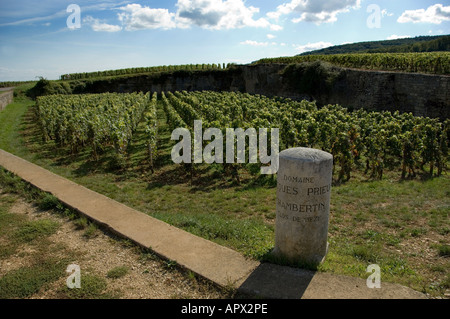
[271,242,329,269]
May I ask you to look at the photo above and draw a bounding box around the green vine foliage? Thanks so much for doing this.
[36,90,449,181]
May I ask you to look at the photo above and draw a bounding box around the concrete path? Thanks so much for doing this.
[0,149,426,299]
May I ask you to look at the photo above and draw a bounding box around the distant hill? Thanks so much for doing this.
[299,35,450,55]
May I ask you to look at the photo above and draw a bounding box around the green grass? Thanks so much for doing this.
[37,194,61,210]
[73,216,89,229]
[0,89,449,297]
[0,86,35,156]
[0,258,68,298]
[0,191,59,256]
[106,266,129,279]
[0,191,68,298]
[0,197,26,258]
[83,222,98,238]
[13,219,59,243]
[438,245,450,257]
[61,273,116,299]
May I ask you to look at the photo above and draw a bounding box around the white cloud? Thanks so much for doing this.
[267,34,276,39]
[398,4,450,24]
[293,41,333,53]
[83,16,122,32]
[118,4,176,30]
[0,10,66,27]
[0,2,129,27]
[386,34,411,40]
[175,0,282,30]
[114,1,282,31]
[269,24,283,31]
[240,40,269,46]
[268,0,361,24]
[381,9,393,17]
[82,2,131,13]
[240,40,279,47]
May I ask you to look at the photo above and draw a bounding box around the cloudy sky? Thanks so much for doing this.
[0,0,449,81]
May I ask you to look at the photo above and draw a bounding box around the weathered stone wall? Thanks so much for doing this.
[240,64,449,119]
[0,90,14,111]
[70,69,245,95]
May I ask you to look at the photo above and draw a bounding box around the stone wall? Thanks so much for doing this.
[0,90,14,111]
[70,69,244,95]
[241,64,449,119]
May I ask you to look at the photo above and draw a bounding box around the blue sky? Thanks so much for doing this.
[0,0,449,81]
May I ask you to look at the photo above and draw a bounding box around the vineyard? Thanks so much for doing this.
[56,53,450,84]
[59,63,234,81]
[36,92,158,165]
[255,52,450,75]
[0,81,35,88]
[35,90,449,182]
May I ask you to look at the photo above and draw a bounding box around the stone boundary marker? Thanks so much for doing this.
[273,148,333,266]
[0,149,426,299]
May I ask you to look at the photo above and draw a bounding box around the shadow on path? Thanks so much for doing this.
[238,263,315,299]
